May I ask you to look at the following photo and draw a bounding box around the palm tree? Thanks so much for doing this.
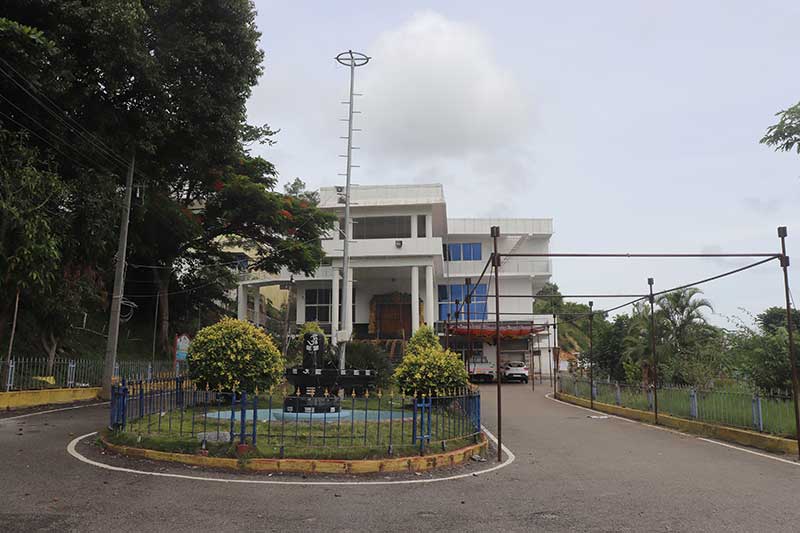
[656,288,712,355]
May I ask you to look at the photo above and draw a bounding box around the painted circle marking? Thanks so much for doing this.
[67,426,515,485]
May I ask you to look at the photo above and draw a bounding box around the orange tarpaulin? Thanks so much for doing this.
[447,324,548,340]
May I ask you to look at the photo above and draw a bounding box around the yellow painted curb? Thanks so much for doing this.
[0,387,101,410]
[100,433,488,475]
[555,392,798,456]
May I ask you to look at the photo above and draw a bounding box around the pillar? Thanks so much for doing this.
[331,268,340,344]
[425,214,433,239]
[425,265,435,325]
[411,266,420,334]
[237,284,247,320]
[411,214,418,239]
[253,288,261,326]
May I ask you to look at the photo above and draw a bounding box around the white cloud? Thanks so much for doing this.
[359,11,531,159]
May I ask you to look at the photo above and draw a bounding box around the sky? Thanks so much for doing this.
[246,1,800,327]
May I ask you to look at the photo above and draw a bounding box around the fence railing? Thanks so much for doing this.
[558,373,797,439]
[109,378,482,456]
[2,358,181,392]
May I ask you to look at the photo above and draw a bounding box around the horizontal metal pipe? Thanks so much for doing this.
[498,253,781,258]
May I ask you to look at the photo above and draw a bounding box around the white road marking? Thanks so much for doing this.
[66,425,515,486]
[697,438,800,467]
[0,402,108,422]
[546,393,799,467]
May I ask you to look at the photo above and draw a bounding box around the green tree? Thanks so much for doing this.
[757,306,800,335]
[761,101,800,153]
[393,326,468,394]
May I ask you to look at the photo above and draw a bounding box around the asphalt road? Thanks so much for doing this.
[1,384,799,532]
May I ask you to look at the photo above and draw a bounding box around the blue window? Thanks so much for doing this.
[463,243,481,261]
[447,243,462,261]
[438,283,488,321]
[445,243,481,261]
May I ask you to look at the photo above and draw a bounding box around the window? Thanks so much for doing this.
[305,287,356,325]
[305,288,331,322]
[417,215,427,237]
[352,216,411,239]
[437,283,488,320]
[444,243,481,261]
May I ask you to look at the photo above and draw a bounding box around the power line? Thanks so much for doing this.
[0,58,136,175]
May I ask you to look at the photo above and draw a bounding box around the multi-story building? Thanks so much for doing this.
[237,184,558,375]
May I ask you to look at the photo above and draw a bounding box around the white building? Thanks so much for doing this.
[238,184,558,375]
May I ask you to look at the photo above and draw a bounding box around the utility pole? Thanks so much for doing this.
[777,226,800,460]
[465,277,472,374]
[648,277,659,424]
[335,50,369,372]
[491,225,503,462]
[101,152,135,400]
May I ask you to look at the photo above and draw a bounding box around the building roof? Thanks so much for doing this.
[318,184,445,209]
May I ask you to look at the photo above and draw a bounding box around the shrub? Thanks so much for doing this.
[394,327,468,394]
[405,324,441,355]
[187,317,283,392]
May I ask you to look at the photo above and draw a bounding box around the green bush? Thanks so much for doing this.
[393,327,468,394]
[187,317,283,392]
[344,341,392,390]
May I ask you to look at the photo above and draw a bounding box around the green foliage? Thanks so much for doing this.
[594,315,629,381]
[187,317,284,392]
[405,325,441,355]
[728,317,797,392]
[761,101,800,153]
[343,342,392,390]
[757,306,800,334]
[393,327,467,393]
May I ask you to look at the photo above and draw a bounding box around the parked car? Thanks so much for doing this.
[468,361,496,383]
[501,361,529,383]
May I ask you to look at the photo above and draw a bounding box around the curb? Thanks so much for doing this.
[555,392,798,456]
[0,387,101,410]
[100,433,488,475]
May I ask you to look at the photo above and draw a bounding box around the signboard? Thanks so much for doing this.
[175,334,192,362]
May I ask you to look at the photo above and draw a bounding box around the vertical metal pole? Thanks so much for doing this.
[445,313,450,350]
[589,301,594,409]
[466,277,472,373]
[335,50,369,371]
[151,291,159,362]
[648,278,659,425]
[491,226,503,462]
[778,226,800,459]
[102,152,135,400]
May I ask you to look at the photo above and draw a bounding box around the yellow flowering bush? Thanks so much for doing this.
[393,326,468,394]
[187,317,284,392]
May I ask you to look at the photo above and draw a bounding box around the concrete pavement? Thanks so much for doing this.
[1,384,798,532]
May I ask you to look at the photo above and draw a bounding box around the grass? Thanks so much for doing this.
[563,376,797,438]
[113,398,481,460]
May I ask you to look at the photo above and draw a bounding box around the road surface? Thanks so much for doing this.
[1,385,798,532]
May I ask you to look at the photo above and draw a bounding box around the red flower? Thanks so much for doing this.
[278,209,293,220]
[213,179,224,192]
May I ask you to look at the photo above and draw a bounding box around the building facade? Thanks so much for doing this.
[237,184,558,374]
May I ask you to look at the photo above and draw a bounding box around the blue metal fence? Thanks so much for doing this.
[110,378,482,456]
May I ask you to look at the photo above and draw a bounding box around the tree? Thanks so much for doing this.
[0,130,63,347]
[2,2,335,358]
[594,315,629,381]
[757,306,800,335]
[761,101,800,153]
